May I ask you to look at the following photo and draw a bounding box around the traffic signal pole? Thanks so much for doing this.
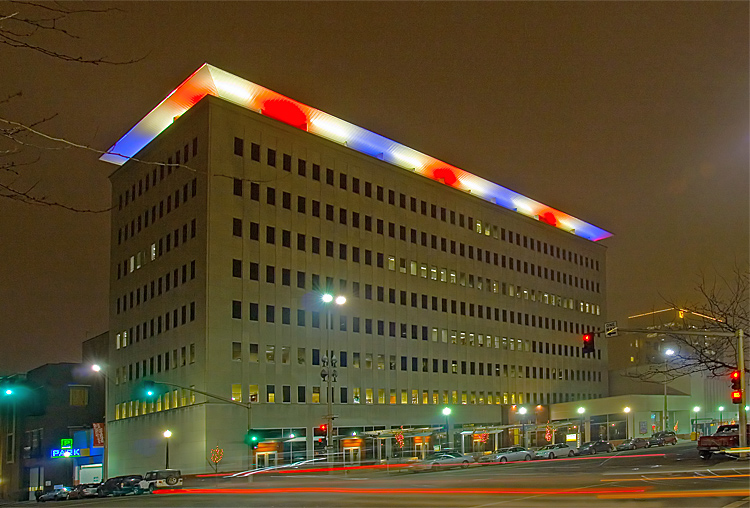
[738,329,747,456]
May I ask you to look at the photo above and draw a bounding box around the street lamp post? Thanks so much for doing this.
[663,348,674,432]
[624,407,631,439]
[91,364,108,480]
[163,430,172,469]
[321,293,346,461]
[577,407,585,446]
[718,406,724,426]
[442,407,452,449]
[518,407,528,448]
[693,406,701,437]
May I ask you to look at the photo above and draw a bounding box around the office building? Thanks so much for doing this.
[104,64,610,473]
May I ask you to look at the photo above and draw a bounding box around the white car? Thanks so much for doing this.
[534,443,577,459]
[409,451,474,472]
[138,469,183,493]
[479,446,533,464]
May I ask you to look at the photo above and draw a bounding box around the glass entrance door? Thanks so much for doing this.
[256,451,277,469]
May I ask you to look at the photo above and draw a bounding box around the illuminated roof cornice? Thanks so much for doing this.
[102,64,612,242]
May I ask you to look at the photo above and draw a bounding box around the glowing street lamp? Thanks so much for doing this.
[442,407,452,449]
[577,407,585,446]
[718,406,725,425]
[321,293,346,459]
[624,407,631,439]
[518,407,528,447]
[163,430,172,469]
[663,348,675,431]
[693,407,701,436]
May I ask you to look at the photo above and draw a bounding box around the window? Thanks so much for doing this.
[69,386,89,406]
[233,178,242,196]
[234,137,244,156]
[232,259,242,278]
[232,342,242,361]
[232,300,242,319]
[266,385,275,403]
[267,148,276,167]
[232,218,242,237]
[231,384,242,402]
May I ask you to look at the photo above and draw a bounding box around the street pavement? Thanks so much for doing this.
[15,442,750,507]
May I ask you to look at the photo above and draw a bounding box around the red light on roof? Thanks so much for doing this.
[261,99,308,130]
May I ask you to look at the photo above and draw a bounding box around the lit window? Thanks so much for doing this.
[249,384,258,403]
[69,386,89,406]
[387,256,396,271]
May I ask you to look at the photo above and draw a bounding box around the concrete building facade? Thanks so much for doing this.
[105,65,610,474]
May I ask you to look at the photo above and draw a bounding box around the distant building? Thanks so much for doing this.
[0,333,106,501]
[104,64,611,474]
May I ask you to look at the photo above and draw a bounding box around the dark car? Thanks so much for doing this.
[648,431,678,447]
[578,440,614,455]
[616,437,649,451]
[97,475,144,497]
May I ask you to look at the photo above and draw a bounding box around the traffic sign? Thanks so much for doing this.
[605,321,618,337]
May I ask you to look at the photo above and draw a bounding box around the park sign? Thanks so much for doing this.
[50,448,90,459]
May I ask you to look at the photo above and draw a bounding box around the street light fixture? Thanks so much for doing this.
[663,348,675,432]
[321,293,346,460]
[442,407,452,449]
[163,430,172,469]
[718,406,725,425]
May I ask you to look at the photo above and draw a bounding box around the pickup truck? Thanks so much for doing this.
[697,424,750,459]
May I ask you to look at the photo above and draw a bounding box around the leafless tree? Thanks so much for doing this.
[0,1,142,211]
[633,265,749,382]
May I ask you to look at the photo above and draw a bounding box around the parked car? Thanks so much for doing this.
[68,483,99,499]
[578,440,614,455]
[648,430,678,447]
[97,475,144,497]
[409,451,474,472]
[37,487,71,502]
[138,469,183,493]
[534,443,577,459]
[479,446,532,464]
[616,438,649,451]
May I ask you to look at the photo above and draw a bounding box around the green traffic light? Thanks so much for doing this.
[3,389,12,396]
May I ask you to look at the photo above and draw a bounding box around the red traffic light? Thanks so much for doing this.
[582,333,596,354]
[731,371,743,404]
[319,424,327,432]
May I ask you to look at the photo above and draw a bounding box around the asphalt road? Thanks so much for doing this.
[24,443,750,508]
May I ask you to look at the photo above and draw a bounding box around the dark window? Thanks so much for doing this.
[232,259,242,278]
[249,262,259,280]
[232,300,242,319]
[249,303,259,321]
[267,187,276,205]
[234,137,244,156]
[282,192,291,209]
[267,148,276,167]
[298,159,306,176]
[339,173,347,189]
[249,222,259,240]
[297,196,306,213]
[312,164,320,181]
[232,218,242,237]
[250,143,260,161]
[266,305,275,323]
[233,178,242,196]
[282,153,291,171]
[266,226,275,244]
[250,182,259,200]
[326,168,334,185]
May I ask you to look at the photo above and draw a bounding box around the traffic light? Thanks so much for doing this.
[143,381,157,399]
[314,424,328,446]
[731,371,742,404]
[582,332,596,355]
[244,429,259,448]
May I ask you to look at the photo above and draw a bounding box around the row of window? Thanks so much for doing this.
[232,300,597,340]
[114,386,196,420]
[118,137,198,211]
[116,302,196,349]
[117,219,197,282]
[230,139,599,272]
[117,178,198,245]
[232,343,601,380]
[114,385,603,421]
[115,344,196,385]
[231,261,600,319]
[233,218,600,294]
[117,261,196,314]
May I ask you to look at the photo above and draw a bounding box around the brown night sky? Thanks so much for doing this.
[0,2,747,374]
